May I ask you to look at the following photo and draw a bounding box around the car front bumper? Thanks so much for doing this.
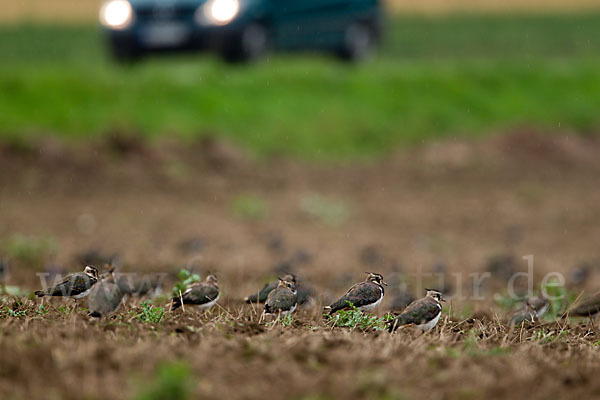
[105,13,250,53]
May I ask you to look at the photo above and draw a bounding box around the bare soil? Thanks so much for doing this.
[1,129,600,400]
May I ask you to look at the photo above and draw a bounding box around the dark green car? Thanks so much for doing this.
[99,0,383,62]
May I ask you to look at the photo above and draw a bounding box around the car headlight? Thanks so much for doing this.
[100,0,133,29]
[197,0,240,26]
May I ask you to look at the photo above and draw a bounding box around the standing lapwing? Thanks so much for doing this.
[263,278,298,317]
[325,272,387,314]
[527,295,550,319]
[508,303,537,327]
[35,265,99,300]
[245,274,296,303]
[507,294,550,327]
[89,266,124,318]
[387,289,444,333]
[171,274,220,311]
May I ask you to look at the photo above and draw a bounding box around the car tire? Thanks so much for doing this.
[337,22,376,62]
[221,23,269,63]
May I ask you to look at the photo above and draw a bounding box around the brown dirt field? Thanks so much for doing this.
[2,0,600,23]
[2,130,600,399]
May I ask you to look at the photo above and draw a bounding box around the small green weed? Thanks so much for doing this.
[528,329,566,344]
[5,306,27,318]
[325,302,393,331]
[137,301,165,324]
[58,306,72,315]
[266,313,294,327]
[281,314,294,327]
[171,269,201,298]
[541,278,572,320]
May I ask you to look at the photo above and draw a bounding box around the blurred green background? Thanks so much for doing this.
[1,12,600,158]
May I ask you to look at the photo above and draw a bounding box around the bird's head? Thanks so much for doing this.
[206,274,218,287]
[526,295,549,311]
[84,265,100,280]
[282,273,297,284]
[278,278,297,294]
[100,264,116,281]
[365,272,387,286]
[425,289,445,302]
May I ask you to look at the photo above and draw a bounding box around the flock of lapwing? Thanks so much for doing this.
[32,264,600,332]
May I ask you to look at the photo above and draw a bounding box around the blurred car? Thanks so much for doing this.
[99,0,383,62]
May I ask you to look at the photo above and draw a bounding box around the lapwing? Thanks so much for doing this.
[527,295,550,319]
[35,265,99,299]
[325,272,387,314]
[387,289,444,333]
[568,293,600,318]
[89,267,124,318]
[263,279,298,317]
[508,303,537,327]
[245,274,296,303]
[171,274,220,311]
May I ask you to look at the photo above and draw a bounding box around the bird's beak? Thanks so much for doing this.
[382,280,388,286]
[441,296,446,302]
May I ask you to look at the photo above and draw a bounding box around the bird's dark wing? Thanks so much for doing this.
[264,287,297,313]
[245,280,278,303]
[36,273,95,297]
[388,297,441,331]
[329,282,381,313]
[172,283,219,309]
[185,284,219,305]
[569,296,600,317]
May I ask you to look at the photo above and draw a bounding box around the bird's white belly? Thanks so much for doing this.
[74,288,92,299]
[416,312,441,332]
[536,303,549,318]
[197,294,219,310]
[358,292,383,312]
[280,303,297,316]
